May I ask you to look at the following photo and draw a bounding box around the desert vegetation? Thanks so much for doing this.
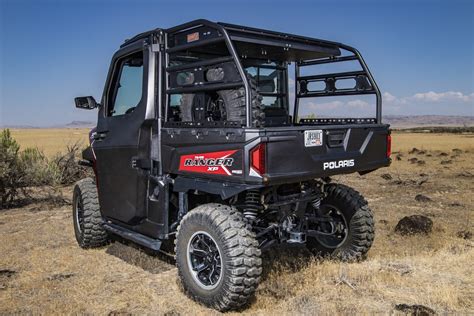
[0,129,473,314]
[0,129,89,208]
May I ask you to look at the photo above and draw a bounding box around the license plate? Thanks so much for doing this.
[304,130,323,147]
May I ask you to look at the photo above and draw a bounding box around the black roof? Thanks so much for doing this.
[218,21,342,51]
[121,19,347,55]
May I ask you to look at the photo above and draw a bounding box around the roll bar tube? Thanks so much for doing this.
[294,44,382,124]
[164,19,252,128]
[164,19,382,126]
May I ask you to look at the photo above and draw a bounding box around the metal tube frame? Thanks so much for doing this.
[293,45,382,124]
[161,19,382,127]
[163,19,252,127]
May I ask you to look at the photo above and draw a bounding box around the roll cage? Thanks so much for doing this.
[122,19,382,127]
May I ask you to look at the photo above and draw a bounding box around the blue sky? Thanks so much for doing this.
[1,0,473,126]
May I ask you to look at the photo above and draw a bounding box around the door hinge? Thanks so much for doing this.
[131,158,151,170]
[151,43,161,52]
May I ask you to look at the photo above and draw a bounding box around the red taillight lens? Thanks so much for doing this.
[387,134,392,158]
[250,143,266,175]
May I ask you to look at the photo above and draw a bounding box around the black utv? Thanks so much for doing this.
[73,19,391,311]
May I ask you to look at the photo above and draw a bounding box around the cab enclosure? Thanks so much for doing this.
[75,19,390,251]
[73,19,391,311]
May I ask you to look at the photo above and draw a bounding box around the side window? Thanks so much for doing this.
[108,52,144,116]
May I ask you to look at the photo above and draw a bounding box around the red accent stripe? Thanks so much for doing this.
[179,150,238,175]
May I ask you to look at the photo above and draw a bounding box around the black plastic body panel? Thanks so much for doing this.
[161,124,391,189]
[93,40,150,225]
[262,125,390,184]
[84,19,391,248]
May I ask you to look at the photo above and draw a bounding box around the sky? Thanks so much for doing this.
[0,0,473,126]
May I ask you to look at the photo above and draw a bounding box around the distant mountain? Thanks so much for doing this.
[1,121,95,129]
[0,124,37,129]
[62,121,95,128]
[383,115,474,128]
[2,116,473,129]
[58,116,474,128]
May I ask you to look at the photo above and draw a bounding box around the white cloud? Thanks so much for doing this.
[347,100,370,108]
[383,92,396,103]
[297,90,474,116]
[308,100,344,110]
[411,91,473,102]
[307,100,369,110]
[380,91,474,115]
[385,91,474,104]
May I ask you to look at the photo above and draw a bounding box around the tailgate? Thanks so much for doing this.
[262,125,391,183]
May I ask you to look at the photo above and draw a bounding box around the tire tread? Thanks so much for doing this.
[73,178,109,248]
[175,203,262,311]
[308,183,374,261]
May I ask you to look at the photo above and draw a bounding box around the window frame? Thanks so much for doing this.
[244,61,289,112]
[105,50,146,118]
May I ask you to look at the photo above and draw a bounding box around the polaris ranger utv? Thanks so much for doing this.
[73,19,391,311]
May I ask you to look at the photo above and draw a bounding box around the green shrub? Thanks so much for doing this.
[0,129,26,208]
[51,143,89,185]
[0,129,90,208]
[20,147,61,186]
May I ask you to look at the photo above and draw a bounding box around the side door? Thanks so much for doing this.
[93,41,151,225]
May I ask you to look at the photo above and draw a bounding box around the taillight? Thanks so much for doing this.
[250,143,266,175]
[387,134,392,158]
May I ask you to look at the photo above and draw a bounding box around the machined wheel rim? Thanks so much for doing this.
[75,196,84,234]
[186,231,223,290]
[315,204,349,249]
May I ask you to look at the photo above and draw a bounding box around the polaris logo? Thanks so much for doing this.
[184,157,234,167]
[323,159,355,170]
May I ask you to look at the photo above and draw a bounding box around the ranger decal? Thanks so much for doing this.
[179,150,241,176]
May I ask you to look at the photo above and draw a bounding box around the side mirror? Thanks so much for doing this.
[75,96,98,109]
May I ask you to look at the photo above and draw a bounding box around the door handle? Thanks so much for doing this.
[93,132,108,140]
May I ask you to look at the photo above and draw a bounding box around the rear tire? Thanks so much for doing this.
[72,178,109,248]
[306,183,374,261]
[175,203,262,311]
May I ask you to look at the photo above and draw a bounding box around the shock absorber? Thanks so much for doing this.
[312,181,325,210]
[243,190,261,221]
[312,198,321,210]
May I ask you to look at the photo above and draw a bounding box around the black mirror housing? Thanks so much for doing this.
[75,96,98,110]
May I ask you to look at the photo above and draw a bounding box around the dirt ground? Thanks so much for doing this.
[1,132,473,315]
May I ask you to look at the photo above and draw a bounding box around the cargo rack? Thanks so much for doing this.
[122,19,382,126]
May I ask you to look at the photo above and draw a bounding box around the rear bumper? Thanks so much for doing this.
[262,158,391,185]
[163,124,391,189]
[258,124,391,185]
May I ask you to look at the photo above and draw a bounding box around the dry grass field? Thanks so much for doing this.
[1,130,473,315]
[8,128,90,157]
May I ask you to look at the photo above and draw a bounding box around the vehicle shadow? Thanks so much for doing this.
[104,236,315,278]
[105,237,175,274]
[260,244,314,281]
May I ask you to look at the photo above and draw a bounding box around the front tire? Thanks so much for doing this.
[175,203,262,311]
[72,178,109,248]
[306,183,375,261]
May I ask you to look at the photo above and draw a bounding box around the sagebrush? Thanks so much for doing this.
[0,129,89,208]
[0,129,25,207]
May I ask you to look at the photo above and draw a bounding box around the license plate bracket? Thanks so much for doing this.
[304,130,323,147]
